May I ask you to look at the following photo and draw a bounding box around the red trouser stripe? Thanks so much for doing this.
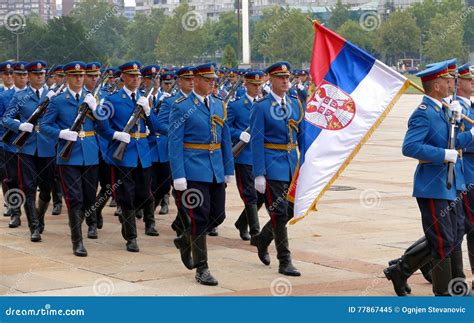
[236,166,247,204]
[429,199,445,259]
[463,194,474,225]
[266,181,276,227]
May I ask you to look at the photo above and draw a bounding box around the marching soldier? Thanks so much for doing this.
[103,61,159,251]
[41,61,111,256]
[387,62,473,296]
[457,64,474,288]
[0,61,14,217]
[250,61,302,277]
[169,63,234,285]
[157,66,194,239]
[227,70,265,241]
[0,61,28,229]
[3,61,57,241]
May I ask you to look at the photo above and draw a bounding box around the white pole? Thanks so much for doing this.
[242,0,250,64]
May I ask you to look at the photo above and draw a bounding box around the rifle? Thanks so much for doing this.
[446,72,459,190]
[108,78,121,94]
[224,77,243,104]
[12,80,67,148]
[59,70,109,160]
[112,74,159,161]
[232,126,250,158]
[1,66,57,145]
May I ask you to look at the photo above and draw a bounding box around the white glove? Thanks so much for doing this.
[239,131,251,143]
[18,122,34,133]
[159,93,171,101]
[225,175,234,184]
[59,129,78,142]
[297,83,305,91]
[137,96,150,116]
[83,93,97,112]
[255,175,266,194]
[113,131,131,143]
[46,90,56,100]
[449,100,462,122]
[444,149,458,163]
[174,177,187,191]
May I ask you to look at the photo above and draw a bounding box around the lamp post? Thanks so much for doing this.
[12,22,26,61]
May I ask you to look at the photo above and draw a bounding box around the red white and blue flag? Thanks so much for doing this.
[289,21,410,223]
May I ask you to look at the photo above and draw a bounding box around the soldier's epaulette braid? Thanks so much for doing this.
[212,94,223,100]
[175,96,186,104]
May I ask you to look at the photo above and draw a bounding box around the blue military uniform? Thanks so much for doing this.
[3,60,58,238]
[41,61,112,257]
[401,62,473,295]
[169,63,233,285]
[0,61,28,229]
[249,61,303,277]
[227,70,265,240]
[102,61,160,249]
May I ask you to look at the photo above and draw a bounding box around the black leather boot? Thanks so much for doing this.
[431,257,452,296]
[135,209,143,219]
[467,235,474,291]
[246,204,260,237]
[250,220,272,265]
[68,209,87,257]
[174,230,193,270]
[192,234,218,286]
[171,209,190,237]
[120,209,139,252]
[450,248,466,279]
[384,238,431,296]
[114,206,122,217]
[85,208,98,240]
[143,202,159,236]
[207,227,218,236]
[95,188,109,229]
[24,200,41,242]
[51,179,62,215]
[3,202,10,217]
[159,194,169,215]
[388,236,432,284]
[274,223,300,276]
[8,207,21,228]
[234,208,250,241]
[36,198,49,234]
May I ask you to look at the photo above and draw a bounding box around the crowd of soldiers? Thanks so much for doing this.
[384,59,474,296]
[0,59,310,286]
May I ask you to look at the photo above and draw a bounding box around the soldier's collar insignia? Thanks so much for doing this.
[194,98,199,105]
[418,104,427,110]
[122,93,127,99]
[244,99,248,104]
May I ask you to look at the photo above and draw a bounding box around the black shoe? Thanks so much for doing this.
[235,221,251,241]
[136,209,143,219]
[279,262,301,276]
[3,205,11,217]
[9,215,21,228]
[145,224,159,236]
[174,233,193,270]
[383,264,408,296]
[30,228,42,242]
[73,241,88,257]
[109,198,117,207]
[126,239,140,252]
[207,227,218,236]
[52,203,62,215]
[195,268,218,286]
[159,194,169,215]
[87,226,98,239]
[114,206,122,217]
[97,213,103,230]
[250,234,270,265]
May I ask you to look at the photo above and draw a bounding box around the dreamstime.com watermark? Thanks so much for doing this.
[84,5,121,40]
[5,304,85,317]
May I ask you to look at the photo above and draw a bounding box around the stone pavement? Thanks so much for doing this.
[1,94,471,296]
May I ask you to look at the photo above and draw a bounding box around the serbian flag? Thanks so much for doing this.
[288,21,410,224]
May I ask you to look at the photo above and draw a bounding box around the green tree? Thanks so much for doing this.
[71,0,128,63]
[155,4,210,65]
[336,20,376,53]
[221,44,238,67]
[210,11,239,55]
[327,0,352,30]
[423,12,469,63]
[374,10,421,65]
[125,9,168,64]
[253,7,313,67]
